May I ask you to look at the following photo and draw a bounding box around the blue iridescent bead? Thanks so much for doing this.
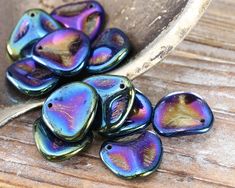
[33,28,90,76]
[42,82,98,142]
[34,118,93,162]
[51,1,105,41]
[100,131,163,179]
[84,75,135,133]
[102,90,152,138]
[6,58,59,96]
[152,92,214,137]
[87,28,130,73]
[7,9,61,60]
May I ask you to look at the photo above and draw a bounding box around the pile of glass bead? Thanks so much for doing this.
[5,1,214,179]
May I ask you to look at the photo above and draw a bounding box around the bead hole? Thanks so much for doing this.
[120,84,125,89]
[30,13,35,17]
[200,119,205,123]
[38,46,43,50]
[48,103,53,108]
[89,4,94,8]
[106,145,112,150]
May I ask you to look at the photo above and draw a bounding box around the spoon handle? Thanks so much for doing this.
[0,100,44,128]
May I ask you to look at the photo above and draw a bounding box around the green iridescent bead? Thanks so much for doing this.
[101,90,152,138]
[87,28,130,73]
[100,131,163,179]
[34,118,93,162]
[7,9,61,60]
[42,82,98,142]
[84,75,136,134]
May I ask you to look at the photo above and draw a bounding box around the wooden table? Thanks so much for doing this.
[0,0,234,187]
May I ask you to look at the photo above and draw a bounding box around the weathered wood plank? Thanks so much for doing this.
[0,0,235,187]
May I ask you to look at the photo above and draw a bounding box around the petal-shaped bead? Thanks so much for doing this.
[84,75,135,133]
[51,1,105,41]
[7,9,61,60]
[33,28,90,76]
[103,90,152,138]
[152,92,214,137]
[87,28,130,73]
[34,118,93,162]
[100,131,163,179]
[6,58,59,96]
[42,82,98,142]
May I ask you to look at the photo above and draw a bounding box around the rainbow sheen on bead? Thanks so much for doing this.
[100,131,163,179]
[32,28,90,76]
[152,92,214,137]
[42,82,98,142]
[84,75,135,133]
[7,9,61,60]
[34,118,93,162]
[6,58,59,96]
[51,1,105,41]
[87,28,130,73]
[103,90,152,138]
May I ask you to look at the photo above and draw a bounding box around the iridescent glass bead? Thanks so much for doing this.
[87,28,130,73]
[103,90,152,138]
[152,92,214,136]
[7,9,61,60]
[84,75,135,133]
[42,82,98,142]
[6,58,59,96]
[34,118,93,161]
[33,28,90,76]
[51,1,105,41]
[100,131,163,179]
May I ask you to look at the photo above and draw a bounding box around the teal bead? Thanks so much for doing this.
[7,9,61,60]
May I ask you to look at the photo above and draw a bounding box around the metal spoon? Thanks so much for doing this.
[0,0,211,127]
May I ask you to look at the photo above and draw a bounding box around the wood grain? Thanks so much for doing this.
[0,0,235,188]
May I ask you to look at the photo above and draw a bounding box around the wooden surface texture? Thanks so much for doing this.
[0,0,235,187]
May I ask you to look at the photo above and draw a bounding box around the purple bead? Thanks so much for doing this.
[33,28,90,76]
[42,82,98,142]
[87,28,130,73]
[152,92,214,137]
[51,1,105,41]
[6,58,59,96]
[103,90,152,138]
[100,131,163,179]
